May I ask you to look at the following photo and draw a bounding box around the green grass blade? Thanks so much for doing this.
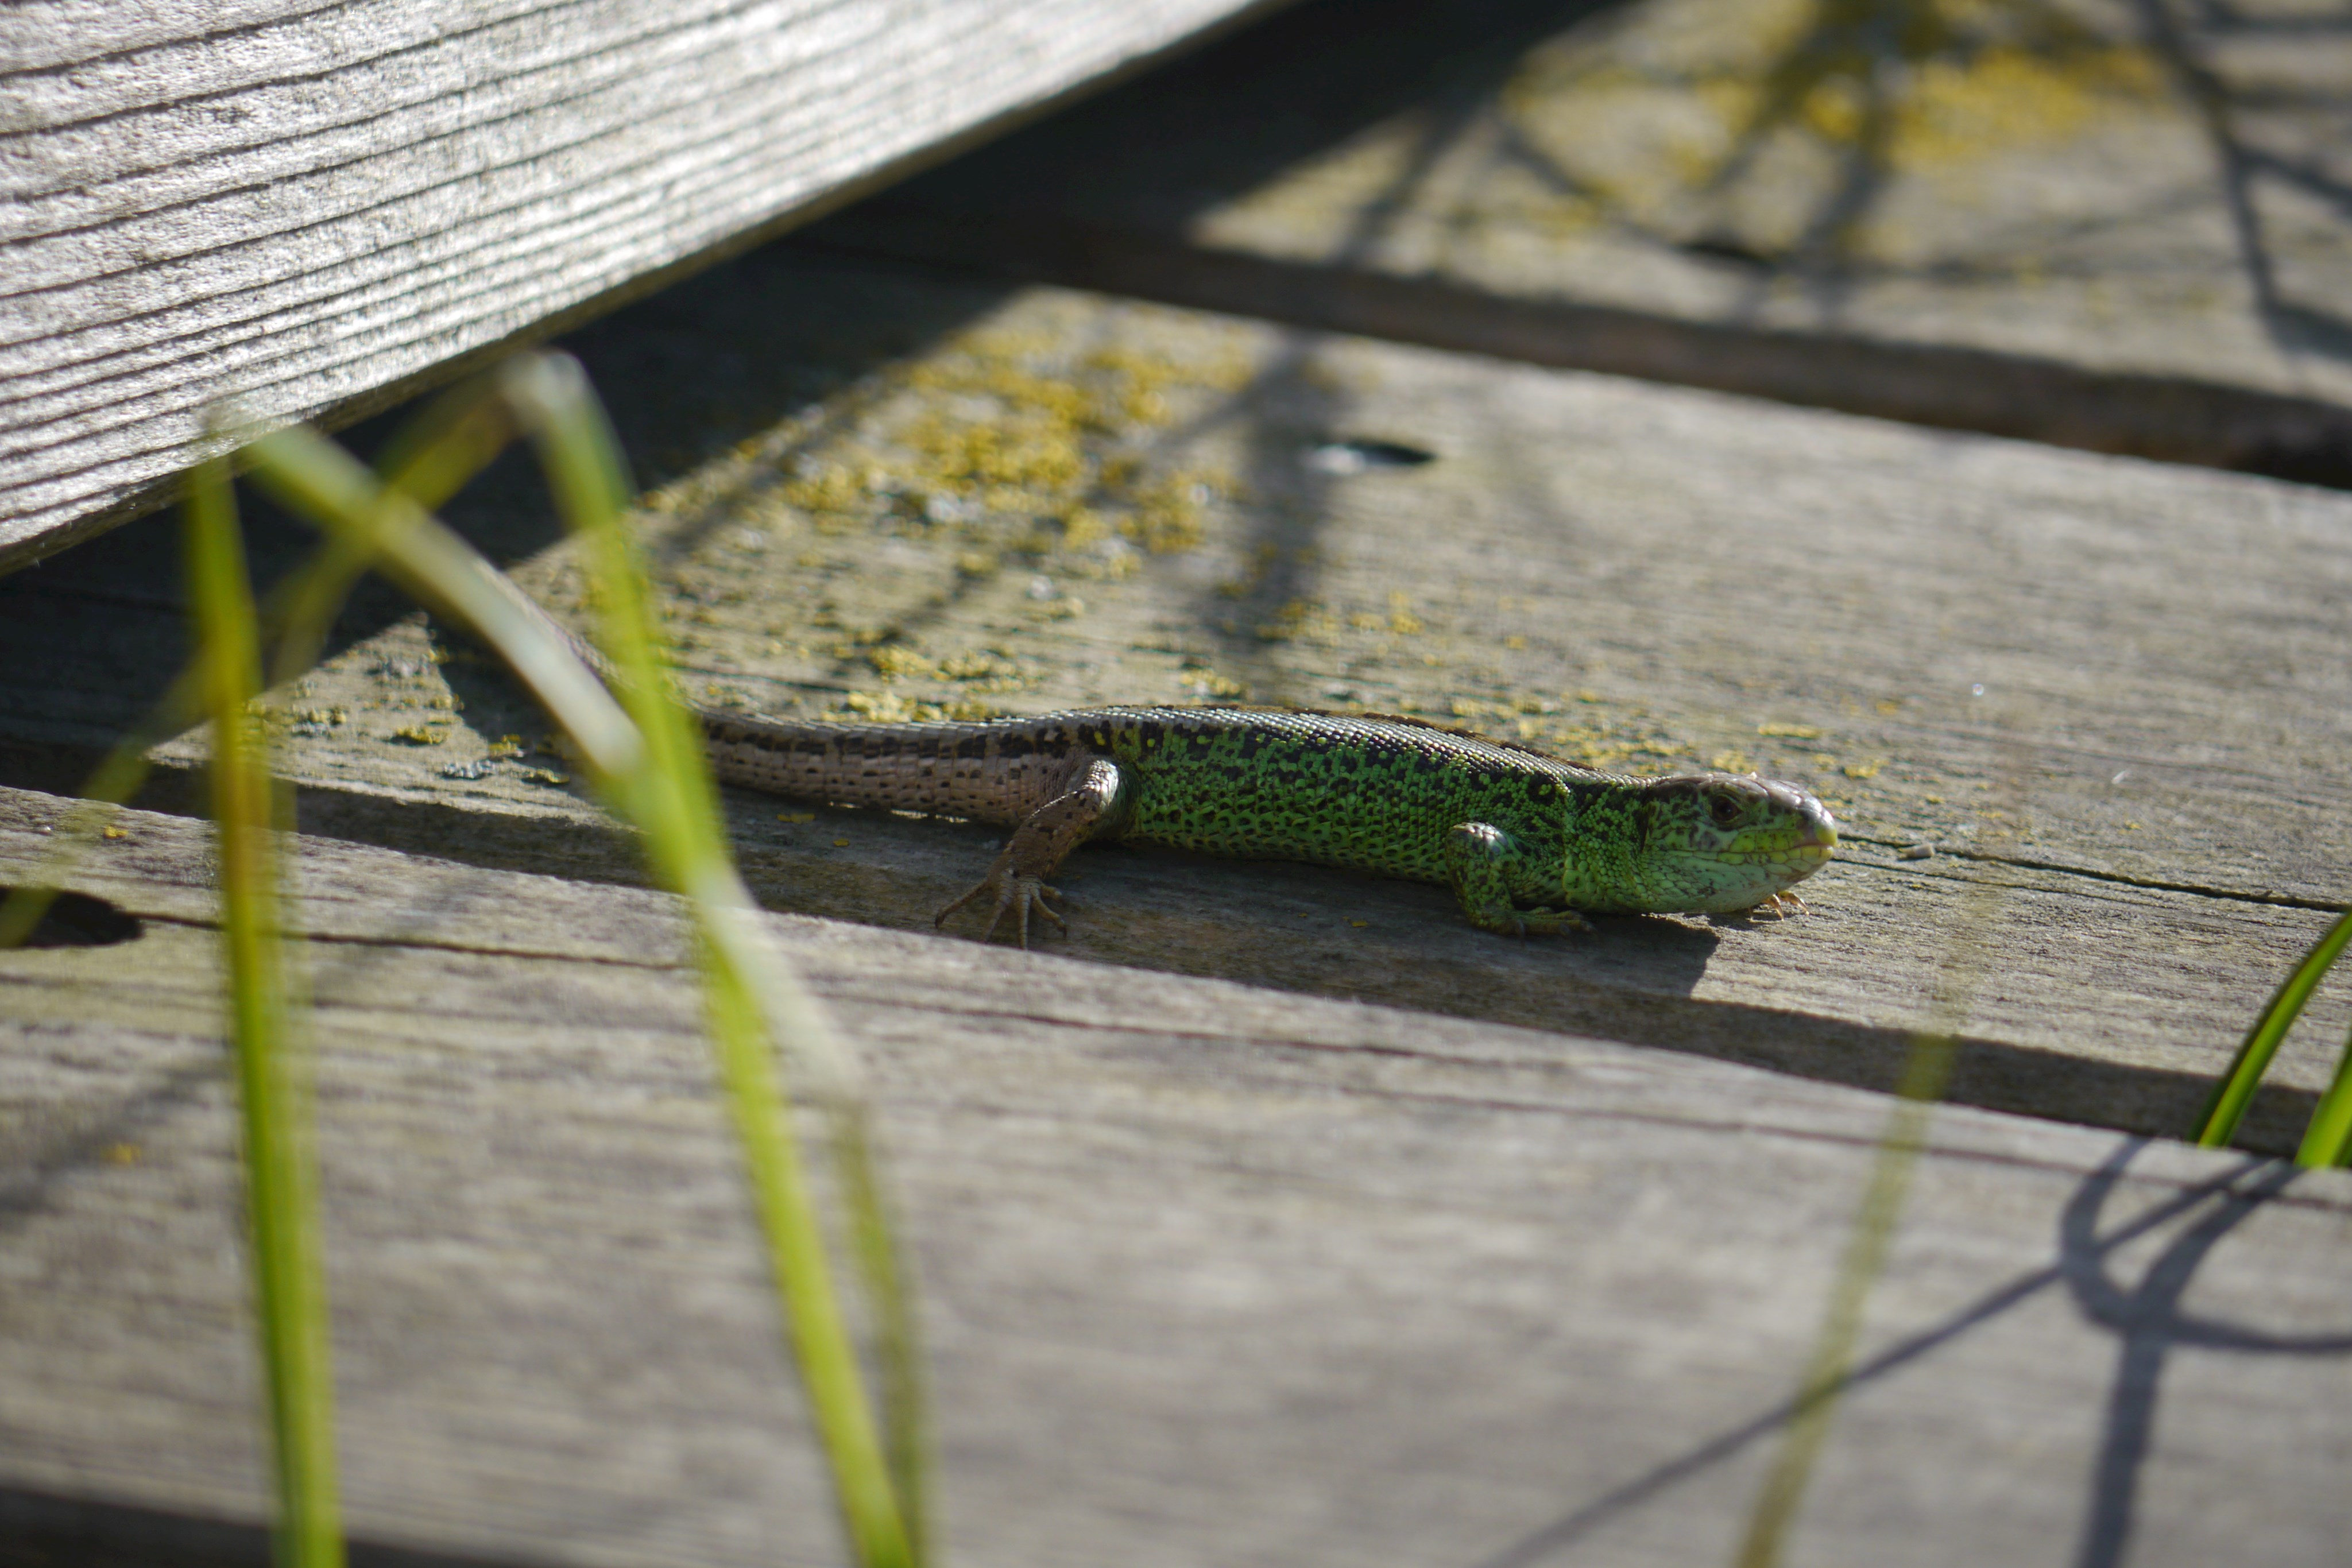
[185,459,345,1568]
[500,352,919,1567]
[0,688,185,947]
[237,425,642,781]
[2294,1028,2352,1168]
[0,397,519,951]
[366,374,520,509]
[265,380,516,688]
[0,531,388,951]
[234,361,920,1568]
[2195,908,2352,1148]
[692,908,914,1568]
[835,1107,930,1565]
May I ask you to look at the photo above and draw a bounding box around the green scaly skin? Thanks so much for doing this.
[697,704,1838,946]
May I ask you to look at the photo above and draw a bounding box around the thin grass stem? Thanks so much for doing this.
[238,427,640,779]
[2293,1031,2352,1168]
[2194,908,2352,1149]
[836,1107,930,1565]
[233,359,921,1568]
[0,390,517,951]
[185,460,345,1568]
[500,353,918,1567]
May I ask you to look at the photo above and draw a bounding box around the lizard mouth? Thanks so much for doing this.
[1766,826,1836,881]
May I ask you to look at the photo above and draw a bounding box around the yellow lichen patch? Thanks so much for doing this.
[935,652,1013,682]
[782,463,865,515]
[904,415,1086,493]
[1437,695,1696,774]
[854,645,1036,700]
[1256,599,1343,644]
[867,646,939,683]
[1386,591,1424,636]
[1119,475,1212,554]
[1496,0,2168,242]
[833,690,1003,724]
[1894,41,2164,167]
[1842,760,1885,780]
[643,324,1256,674]
[1758,721,1824,739]
[1181,671,1249,701]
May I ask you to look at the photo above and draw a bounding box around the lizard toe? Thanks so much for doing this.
[934,877,995,930]
[1012,877,1067,948]
[982,882,1024,945]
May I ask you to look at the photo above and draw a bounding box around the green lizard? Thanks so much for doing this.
[698,704,1835,946]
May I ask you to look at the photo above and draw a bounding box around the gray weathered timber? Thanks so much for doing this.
[5,787,2352,1567]
[821,0,2352,481]
[0,0,1289,570]
[9,254,2352,1148]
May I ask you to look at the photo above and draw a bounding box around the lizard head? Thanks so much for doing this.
[1620,772,1836,914]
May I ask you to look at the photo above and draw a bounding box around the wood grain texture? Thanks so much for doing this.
[821,0,2352,483]
[0,0,1290,569]
[10,251,2352,1151]
[6,787,2352,1567]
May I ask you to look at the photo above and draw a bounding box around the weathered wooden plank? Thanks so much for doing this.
[5,787,2352,1566]
[0,0,1291,570]
[7,251,2352,1149]
[819,0,2352,482]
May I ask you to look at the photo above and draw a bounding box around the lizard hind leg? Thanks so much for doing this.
[935,756,1124,948]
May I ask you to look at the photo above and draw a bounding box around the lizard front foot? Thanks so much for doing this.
[1501,906,1595,938]
[935,872,1067,948]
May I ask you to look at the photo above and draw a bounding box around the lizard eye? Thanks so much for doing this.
[1707,792,1744,828]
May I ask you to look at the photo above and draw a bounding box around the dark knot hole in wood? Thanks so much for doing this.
[1,889,143,950]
